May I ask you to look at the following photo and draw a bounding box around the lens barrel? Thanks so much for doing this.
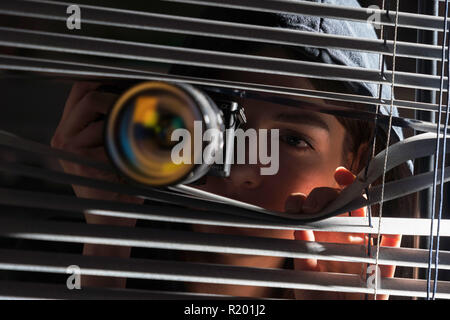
[105,81,224,187]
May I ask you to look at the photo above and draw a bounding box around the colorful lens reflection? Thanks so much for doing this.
[132,96,185,151]
[106,82,199,186]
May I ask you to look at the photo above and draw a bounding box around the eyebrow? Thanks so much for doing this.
[274,113,330,132]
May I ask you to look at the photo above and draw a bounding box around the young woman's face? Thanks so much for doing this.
[195,77,350,220]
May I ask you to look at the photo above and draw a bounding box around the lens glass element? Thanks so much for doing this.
[106,82,200,186]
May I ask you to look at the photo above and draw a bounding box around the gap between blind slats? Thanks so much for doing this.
[0,186,449,236]
[161,0,450,31]
[0,27,446,91]
[0,217,448,269]
[0,54,441,113]
[0,0,447,61]
[0,249,449,298]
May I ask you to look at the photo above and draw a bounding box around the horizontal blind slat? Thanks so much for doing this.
[0,131,445,223]
[161,0,447,31]
[1,217,449,269]
[0,249,448,298]
[3,142,445,224]
[0,54,442,113]
[0,27,445,91]
[0,280,238,300]
[0,130,114,173]
[0,186,449,236]
[0,0,445,61]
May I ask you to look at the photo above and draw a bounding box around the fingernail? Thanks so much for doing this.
[335,167,355,187]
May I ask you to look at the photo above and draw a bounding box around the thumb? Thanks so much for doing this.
[334,166,356,188]
[285,193,307,214]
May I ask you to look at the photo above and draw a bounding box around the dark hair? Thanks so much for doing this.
[309,78,417,220]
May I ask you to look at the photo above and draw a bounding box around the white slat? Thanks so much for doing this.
[1,217,449,269]
[162,0,448,31]
[0,27,445,91]
[0,0,444,60]
[0,281,236,300]
[1,186,450,236]
[0,249,449,298]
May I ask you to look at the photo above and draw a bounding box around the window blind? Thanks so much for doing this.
[0,0,449,300]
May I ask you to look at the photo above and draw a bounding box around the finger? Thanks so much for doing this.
[58,145,110,174]
[337,166,365,226]
[83,146,111,164]
[379,235,402,277]
[366,234,402,300]
[71,120,105,148]
[380,234,402,248]
[284,193,307,214]
[302,187,340,214]
[293,229,319,271]
[314,206,367,244]
[334,166,356,188]
[298,167,355,214]
[313,228,366,245]
[62,82,102,122]
[60,91,117,140]
[349,205,366,218]
[368,234,402,295]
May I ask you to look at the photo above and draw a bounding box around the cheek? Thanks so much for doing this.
[192,176,224,195]
[273,155,339,196]
[191,152,343,212]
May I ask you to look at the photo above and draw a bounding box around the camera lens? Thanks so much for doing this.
[105,81,223,186]
[131,95,188,155]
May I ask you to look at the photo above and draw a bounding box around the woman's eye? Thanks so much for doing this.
[281,135,312,149]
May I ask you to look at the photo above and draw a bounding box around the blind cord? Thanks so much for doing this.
[364,0,388,301]
[431,0,450,300]
[427,0,450,300]
[374,0,399,300]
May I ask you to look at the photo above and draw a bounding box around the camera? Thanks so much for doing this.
[105,81,246,187]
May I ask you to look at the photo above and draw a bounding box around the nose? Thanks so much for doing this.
[225,163,263,190]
